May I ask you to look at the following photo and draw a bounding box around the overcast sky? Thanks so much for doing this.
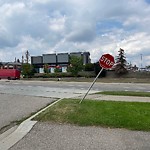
[0,0,150,67]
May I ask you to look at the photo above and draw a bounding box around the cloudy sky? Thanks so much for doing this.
[0,0,150,67]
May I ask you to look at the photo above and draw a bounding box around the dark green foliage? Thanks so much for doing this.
[21,63,34,78]
[146,65,150,69]
[43,64,49,74]
[40,72,73,78]
[84,63,94,71]
[94,62,107,77]
[67,56,83,76]
[115,48,128,75]
[54,67,62,73]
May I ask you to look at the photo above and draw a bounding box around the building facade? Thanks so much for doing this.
[31,52,90,73]
[0,62,22,70]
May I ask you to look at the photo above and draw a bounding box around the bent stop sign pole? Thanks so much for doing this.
[79,54,115,104]
[79,67,104,104]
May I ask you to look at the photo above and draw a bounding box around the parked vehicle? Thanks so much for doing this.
[0,69,21,80]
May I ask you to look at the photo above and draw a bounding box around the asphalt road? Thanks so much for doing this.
[0,80,98,98]
[0,80,150,150]
[0,80,150,97]
[0,93,56,131]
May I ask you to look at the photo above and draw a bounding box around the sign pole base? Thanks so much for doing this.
[79,68,104,104]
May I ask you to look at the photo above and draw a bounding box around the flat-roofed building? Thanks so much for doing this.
[83,52,91,65]
[70,52,90,65]
[70,52,82,58]
[43,54,57,64]
[31,56,43,73]
[31,56,43,65]
[31,51,91,73]
[57,53,69,64]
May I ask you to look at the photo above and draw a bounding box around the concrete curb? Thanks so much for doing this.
[0,98,62,150]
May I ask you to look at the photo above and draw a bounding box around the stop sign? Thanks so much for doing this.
[99,54,115,69]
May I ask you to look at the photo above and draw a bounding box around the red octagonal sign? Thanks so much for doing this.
[99,54,115,69]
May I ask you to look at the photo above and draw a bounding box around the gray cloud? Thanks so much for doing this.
[66,28,96,43]
[0,0,150,67]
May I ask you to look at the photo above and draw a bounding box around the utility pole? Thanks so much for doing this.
[22,55,24,64]
[140,54,142,69]
[25,50,30,64]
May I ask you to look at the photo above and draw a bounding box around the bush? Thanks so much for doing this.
[34,72,73,78]
[84,63,94,71]
[78,71,95,78]
[94,62,107,77]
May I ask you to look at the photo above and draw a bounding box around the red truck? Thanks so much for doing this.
[0,69,21,80]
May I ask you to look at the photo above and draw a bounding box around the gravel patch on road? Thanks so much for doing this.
[10,122,150,150]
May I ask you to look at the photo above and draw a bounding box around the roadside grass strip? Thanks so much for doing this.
[34,99,150,131]
[97,91,150,97]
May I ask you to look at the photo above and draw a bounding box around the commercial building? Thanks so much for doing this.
[31,52,90,73]
[0,62,22,70]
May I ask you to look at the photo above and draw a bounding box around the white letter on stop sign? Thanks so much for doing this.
[109,61,114,66]
[101,56,114,66]
[101,56,105,61]
[106,60,110,65]
[101,56,108,63]
[106,59,114,66]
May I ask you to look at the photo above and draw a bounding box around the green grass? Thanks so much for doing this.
[34,99,150,131]
[97,91,150,97]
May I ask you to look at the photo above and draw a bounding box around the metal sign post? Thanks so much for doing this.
[79,68,103,104]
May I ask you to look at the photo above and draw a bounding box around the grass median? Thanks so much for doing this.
[97,91,150,97]
[34,99,150,131]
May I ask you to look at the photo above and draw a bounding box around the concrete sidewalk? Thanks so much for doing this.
[9,122,150,150]
[76,94,150,103]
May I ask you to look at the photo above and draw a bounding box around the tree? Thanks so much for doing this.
[146,65,150,69]
[44,64,49,74]
[67,56,83,76]
[17,59,20,63]
[115,48,128,75]
[22,63,34,78]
